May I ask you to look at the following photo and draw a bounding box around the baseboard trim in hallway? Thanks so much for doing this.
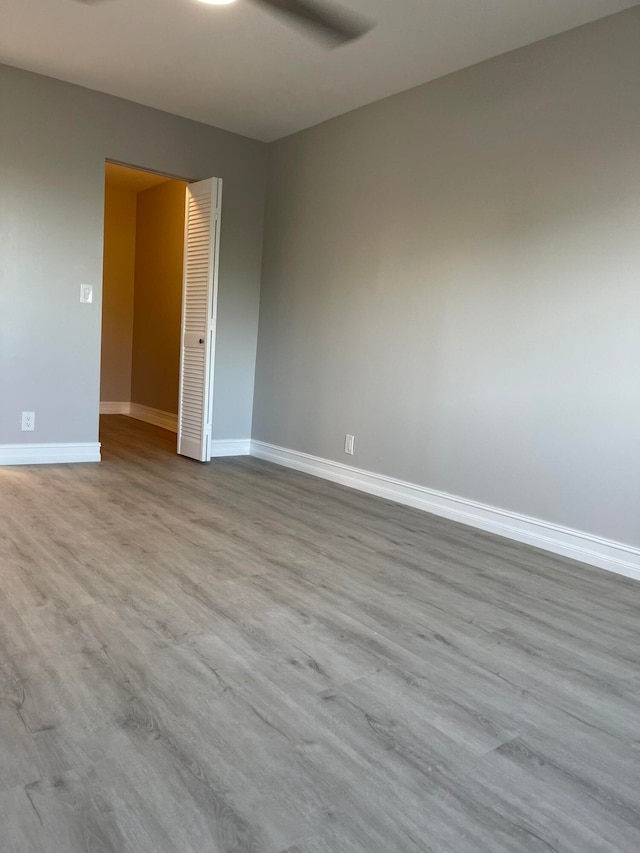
[100,402,178,433]
[250,440,640,582]
[129,403,178,433]
[0,442,101,465]
[100,401,130,415]
[100,409,250,457]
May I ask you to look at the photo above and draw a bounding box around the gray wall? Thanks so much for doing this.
[253,8,640,548]
[0,65,267,445]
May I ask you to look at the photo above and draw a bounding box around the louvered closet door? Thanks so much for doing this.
[178,178,222,461]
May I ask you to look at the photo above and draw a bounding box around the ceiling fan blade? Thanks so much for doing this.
[250,0,372,45]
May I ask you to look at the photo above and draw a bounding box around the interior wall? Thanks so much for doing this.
[0,64,267,447]
[100,183,136,404]
[131,179,186,415]
[253,7,640,549]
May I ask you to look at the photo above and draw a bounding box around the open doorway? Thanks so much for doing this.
[100,162,223,463]
[100,163,188,452]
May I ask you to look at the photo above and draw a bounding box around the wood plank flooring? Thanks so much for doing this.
[1,414,640,852]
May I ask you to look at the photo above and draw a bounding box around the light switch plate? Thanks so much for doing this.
[80,283,93,304]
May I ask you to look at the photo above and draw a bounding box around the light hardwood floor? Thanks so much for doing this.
[1,414,640,852]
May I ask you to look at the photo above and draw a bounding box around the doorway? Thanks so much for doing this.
[99,162,222,461]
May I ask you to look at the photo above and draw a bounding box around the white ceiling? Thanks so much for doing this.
[2,0,637,141]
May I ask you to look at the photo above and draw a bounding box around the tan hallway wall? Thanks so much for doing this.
[100,184,136,404]
[131,179,187,415]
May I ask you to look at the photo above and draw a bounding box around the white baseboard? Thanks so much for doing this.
[129,403,178,433]
[127,403,177,432]
[0,443,101,466]
[210,439,251,458]
[100,401,178,433]
[100,403,248,452]
[100,401,130,415]
[250,441,640,582]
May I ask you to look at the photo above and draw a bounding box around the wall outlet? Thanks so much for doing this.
[344,434,355,455]
[22,411,35,432]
